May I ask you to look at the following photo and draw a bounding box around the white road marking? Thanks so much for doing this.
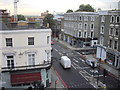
[54,48,58,52]
[81,67,90,69]
[71,64,76,70]
[58,52,63,56]
[76,51,81,55]
[93,75,103,77]
[73,62,80,68]
[73,58,79,63]
[79,72,89,82]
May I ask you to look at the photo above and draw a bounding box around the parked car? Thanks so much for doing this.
[60,56,71,69]
[51,40,54,45]
[85,59,97,68]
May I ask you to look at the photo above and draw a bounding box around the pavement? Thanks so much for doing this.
[47,67,68,90]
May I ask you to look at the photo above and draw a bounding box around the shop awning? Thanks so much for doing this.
[11,72,41,85]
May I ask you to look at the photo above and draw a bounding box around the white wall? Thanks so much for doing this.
[0,29,51,69]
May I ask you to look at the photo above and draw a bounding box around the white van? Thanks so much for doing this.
[85,59,97,68]
[60,56,71,68]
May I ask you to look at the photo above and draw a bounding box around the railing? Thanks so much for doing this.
[1,61,52,72]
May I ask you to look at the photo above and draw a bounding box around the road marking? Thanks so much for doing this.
[73,58,79,63]
[83,70,91,76]
[71,64,76,70]
[58,52,63,56]
[54,48,58,52]
[73,62,80,68]
[93,75,103,77]
[79,72,89,82]
[76,51,81,55]
[81,67,90,69]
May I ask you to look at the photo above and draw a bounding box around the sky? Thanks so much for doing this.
[0,0,119,16]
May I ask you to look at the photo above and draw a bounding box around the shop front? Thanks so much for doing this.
[106,49,120,69]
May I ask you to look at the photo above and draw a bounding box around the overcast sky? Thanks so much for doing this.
[0,0,119,15]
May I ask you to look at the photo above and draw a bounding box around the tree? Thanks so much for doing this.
[43,13,55,29]
[17,14,25,21]
[11,14,26,21]
[76,4,95,12]
[66,9,73,13]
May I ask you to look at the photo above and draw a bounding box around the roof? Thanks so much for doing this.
[61,56,70,60]
[0,21,8,30]
[65,12,99,15]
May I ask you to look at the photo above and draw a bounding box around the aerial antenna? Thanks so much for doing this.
[14,0,19,22]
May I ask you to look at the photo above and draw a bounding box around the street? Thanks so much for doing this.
[51,40,119,89]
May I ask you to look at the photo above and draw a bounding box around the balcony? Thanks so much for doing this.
[1,61,52,72]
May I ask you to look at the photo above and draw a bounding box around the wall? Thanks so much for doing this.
[0,29,51,68]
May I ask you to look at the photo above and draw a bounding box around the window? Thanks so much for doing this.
[28,53,35,65]
[79,23,82,29]
[100,25,104,34]
[109,28,113,35]
[47,36,50,44]
[116,16,120,23]
[79,32,81,37]
[47,52,50,60]
[6,38,12,47]
[109,40,112,48]
[90,32,94,38]
[115,28,119,36]
[84,32,87,38]
[114,41,118,50]
[100,36,104,45]
[101,16,105,22]
[28,37,34,45]
[84,23,88,30]
[84,16,88,21]
[6,56,14,69]
[91,16,94,21]
[80,16,82,21]
[91,23,94,30]
[110,16,115,23]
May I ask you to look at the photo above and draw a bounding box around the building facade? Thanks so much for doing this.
[96,10,120,68]
[0,29,52,88]
[63,12,99,48]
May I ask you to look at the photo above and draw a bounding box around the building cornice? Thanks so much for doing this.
[0,29,51,34]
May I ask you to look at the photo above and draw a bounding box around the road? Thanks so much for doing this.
[51,40,119,89]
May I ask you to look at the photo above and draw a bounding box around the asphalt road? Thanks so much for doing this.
[51,40,119,89]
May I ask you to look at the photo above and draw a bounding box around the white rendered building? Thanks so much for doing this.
[0,29,52,88]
